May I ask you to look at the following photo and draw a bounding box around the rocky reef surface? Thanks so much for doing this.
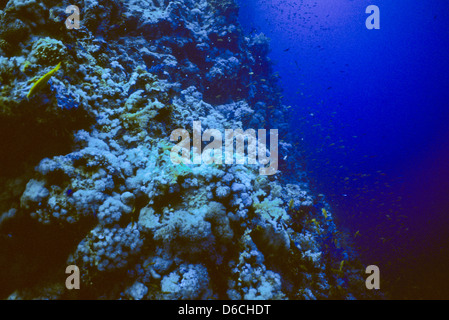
[0,0,377,299]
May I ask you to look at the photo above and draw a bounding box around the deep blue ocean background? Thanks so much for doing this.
[238,0,449,298]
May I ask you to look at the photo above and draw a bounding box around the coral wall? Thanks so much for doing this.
[0,0,377,299]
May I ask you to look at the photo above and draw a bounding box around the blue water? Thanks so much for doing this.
[238,0,449,298]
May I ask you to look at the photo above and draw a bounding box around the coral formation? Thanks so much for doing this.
[0,0,379,300]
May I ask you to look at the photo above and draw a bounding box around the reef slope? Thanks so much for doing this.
[0,0,377,299]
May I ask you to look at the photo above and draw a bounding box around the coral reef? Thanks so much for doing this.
[0,0,378,300]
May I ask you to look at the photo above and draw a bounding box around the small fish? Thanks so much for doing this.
[322,208,328,219]
[27,62,62,99]
[144,261,156,268]
[21,60,31,72]
[288,199,294,209]
[339,260,345,272]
